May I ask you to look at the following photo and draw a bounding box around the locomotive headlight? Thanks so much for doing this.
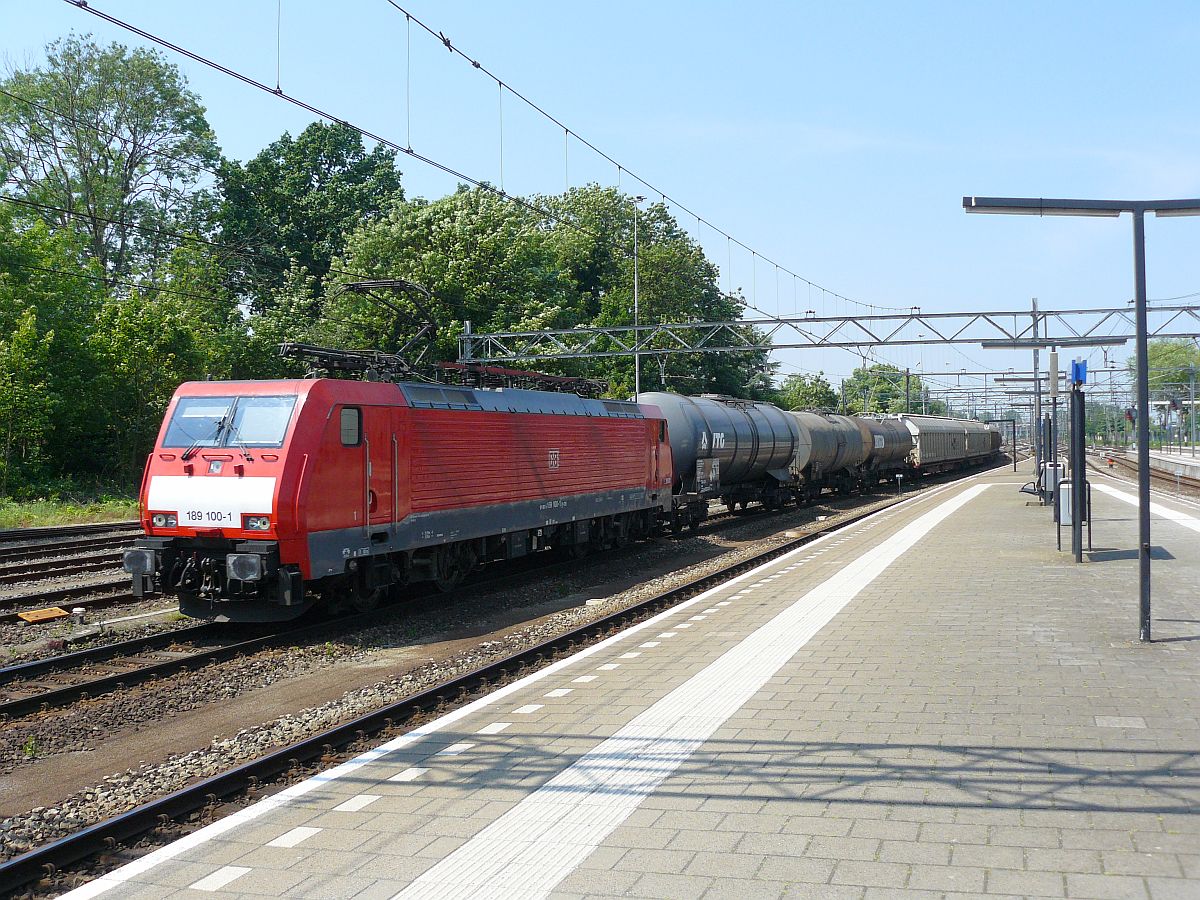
[150,512,178,528]
[123,549,156,576]
[243,515,271,531]
[226,553,264,582]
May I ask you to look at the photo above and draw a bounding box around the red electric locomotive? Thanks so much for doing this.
[123,379,675,621]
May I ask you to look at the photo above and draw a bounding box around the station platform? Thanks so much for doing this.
[67,462,1200,900]
[1136,449,1200,480]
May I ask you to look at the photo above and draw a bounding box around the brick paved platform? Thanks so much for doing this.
[67,461,1200,899]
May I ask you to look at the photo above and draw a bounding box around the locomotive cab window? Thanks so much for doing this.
[163,395,296,449]
[340,407,362,446]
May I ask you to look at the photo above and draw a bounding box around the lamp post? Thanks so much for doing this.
[964,195,1200,642]
[632,195,646,397]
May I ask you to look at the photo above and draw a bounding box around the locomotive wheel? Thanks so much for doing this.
[433,543,476,593]
[351,584,383,613]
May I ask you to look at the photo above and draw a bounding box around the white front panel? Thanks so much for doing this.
[147,475,277,528]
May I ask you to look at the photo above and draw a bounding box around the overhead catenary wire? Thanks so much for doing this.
[377,0,906,314]
[0,195,380,289]
[54,0,769,361]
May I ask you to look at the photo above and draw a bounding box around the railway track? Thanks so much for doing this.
[0,535,134,567]
[0,479,913,896]
[0,521,139,545]
[0,579,133,624]
[1091,452,1200,495]
[0,623,223,718]
[0,551,123,587]
[0,511,754,718]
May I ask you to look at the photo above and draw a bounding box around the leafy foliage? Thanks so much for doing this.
[1127,338,1200,432]
[775,373,838,411]
[217,122,404,304]
[0,37,778,501]
[540,187,775,398]
[323,187,574,359]
[0,34,219,278]
[838,363,925,414]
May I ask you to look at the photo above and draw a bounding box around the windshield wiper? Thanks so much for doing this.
[181,413,230,461]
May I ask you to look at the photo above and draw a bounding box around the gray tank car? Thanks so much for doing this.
[788,412,868,499]
[855,417,913,472]
[638,392,801,515]
[639,392,1000,517]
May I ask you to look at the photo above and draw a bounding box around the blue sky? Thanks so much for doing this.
[8,1,1200,398]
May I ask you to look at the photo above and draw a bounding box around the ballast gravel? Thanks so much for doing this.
[0,487,925,861]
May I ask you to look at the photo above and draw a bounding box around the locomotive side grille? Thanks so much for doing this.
[408,411,650,512]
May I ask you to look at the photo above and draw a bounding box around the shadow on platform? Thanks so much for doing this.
[347,732,1200,818]
[1086,546,1174,562]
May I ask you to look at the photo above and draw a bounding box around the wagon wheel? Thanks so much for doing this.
[433,543,476,593]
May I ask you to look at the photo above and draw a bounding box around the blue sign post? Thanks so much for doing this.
[1071,359,1087,386]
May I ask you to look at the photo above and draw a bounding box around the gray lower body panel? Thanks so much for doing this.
[307,488,662,577]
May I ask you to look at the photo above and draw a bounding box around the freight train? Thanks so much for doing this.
[122,380,1000,622]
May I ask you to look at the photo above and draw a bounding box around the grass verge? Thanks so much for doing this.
[0,498,139,530]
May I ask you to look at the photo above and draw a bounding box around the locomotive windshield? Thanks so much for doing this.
[163,395,297,450]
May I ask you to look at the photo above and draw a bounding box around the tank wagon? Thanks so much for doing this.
[640,393,1002,512]
[638,393,801,513]
[124,379,674,622]
[856,417,913,475]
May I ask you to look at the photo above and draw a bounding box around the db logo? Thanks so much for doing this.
[548,449,560,470]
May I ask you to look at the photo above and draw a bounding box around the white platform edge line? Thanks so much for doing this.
[391,483,993,898]
[1093,482,1200,533]
[1090,470,1200,512]
[58,467,997,899]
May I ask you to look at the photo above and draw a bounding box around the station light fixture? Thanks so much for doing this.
[979,338,1128,349]
[964,193,1200,642]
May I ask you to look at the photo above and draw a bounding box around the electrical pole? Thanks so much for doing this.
[632,195,645,397]
[1190,365,1197,457]
[1032,298,1044,501]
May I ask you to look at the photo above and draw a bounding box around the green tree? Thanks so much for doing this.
[838,363,922,414]
[90,289,235,480]
[0,34,219,278]
[776,372,838,410]
[542,186,774,398]
[0,207,106,496]
[1127,339,1200,437]
[218,122,404,305]
[0,307,56,497]
[323,187,575,360]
